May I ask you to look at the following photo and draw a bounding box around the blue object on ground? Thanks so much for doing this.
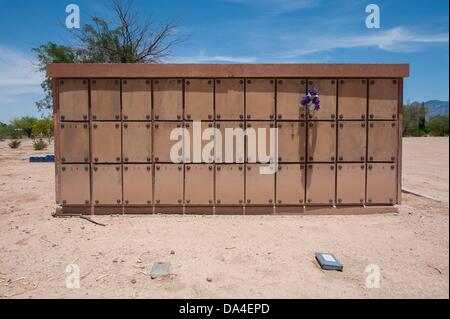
[29,154,55,162]
[315,252,343,271]
[149,262,171,278]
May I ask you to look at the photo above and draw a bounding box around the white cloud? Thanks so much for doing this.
[0,45,43,96]
[166,50,258,63]
[223,0,319,13]
[275,27,450,58]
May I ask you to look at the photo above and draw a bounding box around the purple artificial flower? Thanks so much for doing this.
[300,95,311,107]
[308,88,319,96]
[312,96,320,110]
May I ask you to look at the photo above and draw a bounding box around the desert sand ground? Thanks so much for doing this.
[0,137,448,299]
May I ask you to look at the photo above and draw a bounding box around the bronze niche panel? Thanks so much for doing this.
[307,121,336,162]
[122,122,152,163]
[245,164,275,205]
[153,79,183,120]
[92,164,122,205]
[338,79,367,120]
[123,164,152,205]
[122,79,151,120]
[307,79,337,120]
[184,164,214,205]
[368,79,399,120]
[59,79,89,121]
[306,164,335,205]
[215,121,245,163]
[276,79,306,120]
[368,121,397,162]
[60,122,89,163]
[337,121,366,162]
[336,164,365,204]
[184,79,214,120]
[185,121,215,163]
[215,79,244,120]
[60,164,90,205]
[277,121,306,162]
[245,121,275,163]
[153,122,183,163]
[246,79,275,120]
[154,164,183,205]
[91,122,122,163]
[90,79,121,120]
[276,164,305,205]
[367,163,397,204]
[215,164,244,205]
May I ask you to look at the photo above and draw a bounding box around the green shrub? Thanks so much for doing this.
[33,139,48,150]
[10,116,38,138]
[8,140,21,149]
[426,115,449,136]
[32,117,54,139]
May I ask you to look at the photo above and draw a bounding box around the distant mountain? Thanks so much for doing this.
[408,100,449,119]
[424,100,449,118]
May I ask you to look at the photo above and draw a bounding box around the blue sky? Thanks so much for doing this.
[0,0,448,122]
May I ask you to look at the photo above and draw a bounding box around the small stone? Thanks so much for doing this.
[113,259,118,263]
[131,279,136,284]
[206,277,213,282]
[81,226,85,230]
[170,250,175,255]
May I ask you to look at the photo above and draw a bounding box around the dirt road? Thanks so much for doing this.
[0,137,448,298]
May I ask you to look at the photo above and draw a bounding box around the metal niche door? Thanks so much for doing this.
[307,79,337,120]
[338,79,367,120]
[60,122,89,163]
[153,122,183,163]
[90,79,121,120]
[184,164,214,205]
[367,121,397,162]
[245,164,275,205]
[215,121,245,163]
[91,122,122,163]
[368,79,399,120]
[153,79,183,120]
[92,164,122,205]
[215,79,244,120]
[337,121,366,162]
[123,164,152,205]
[122,122,152,163]
[60,164,90,205]
[215,164,244,205]
[305,164,335,205]
[58,79,89,121]
[154,164,183,205]
[245,79,275,120]
[307,121,336,162]
[122,79,151,120]
[367,163,397,205]
[336,163,365,205]
[184,79,214,120]
[277,121,306,162]
[276,79,306,120]
[276,164,305,205]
